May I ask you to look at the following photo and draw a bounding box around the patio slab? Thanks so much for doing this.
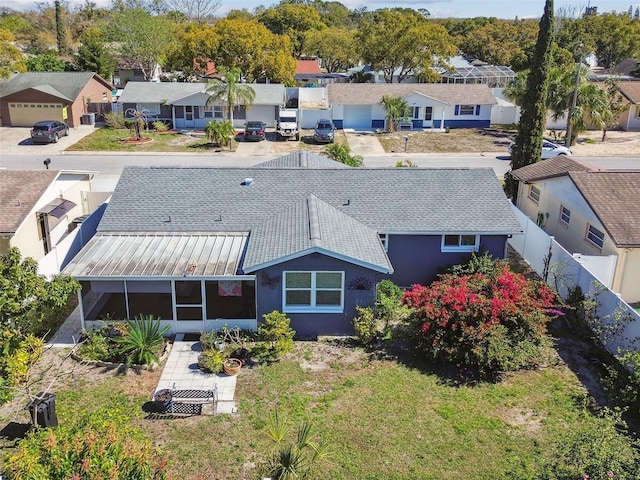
[155,334,238,415]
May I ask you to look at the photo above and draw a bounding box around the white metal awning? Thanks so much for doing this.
[63,233,248,278]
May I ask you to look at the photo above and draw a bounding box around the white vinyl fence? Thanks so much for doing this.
[509,206,640,353]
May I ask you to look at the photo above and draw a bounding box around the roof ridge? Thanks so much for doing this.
[307,195,321,246]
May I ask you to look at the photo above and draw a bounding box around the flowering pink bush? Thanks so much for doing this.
[403,263,557,374]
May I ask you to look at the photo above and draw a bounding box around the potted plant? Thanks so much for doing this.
[223,357,242,376]
[198,349,225,373]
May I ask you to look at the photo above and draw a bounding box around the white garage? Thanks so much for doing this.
[342,105,372,130]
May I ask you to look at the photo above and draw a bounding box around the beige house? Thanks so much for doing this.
[0,170,103,263]
[617,81,640,131]
[511,157,640,303]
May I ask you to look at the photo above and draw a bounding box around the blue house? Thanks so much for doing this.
[63,152,521,337]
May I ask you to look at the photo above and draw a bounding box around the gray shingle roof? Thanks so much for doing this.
[0,170,59,235]
[0,72,112,100]
[98,166,521,235]
[569,171,640,247]
[116,82,285,105]
[327,83,497,106]
[244,194,392,273]
[254,151,350,169]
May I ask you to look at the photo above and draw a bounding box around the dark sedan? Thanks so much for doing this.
[243,121,266,141]
[31,120,69,144]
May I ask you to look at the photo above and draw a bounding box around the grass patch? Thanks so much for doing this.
[1,338,625,479]
[66,127,219,152]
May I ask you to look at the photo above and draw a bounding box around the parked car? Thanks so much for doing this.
[243,121,266,141]
[30,120,69,144]
[508,139,572,159]
[313,119,335,144]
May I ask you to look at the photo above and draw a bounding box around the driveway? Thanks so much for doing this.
[343,130,386,156]
[0,124,99,157]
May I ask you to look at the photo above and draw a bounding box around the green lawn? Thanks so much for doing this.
[14,339,609,479]
[66,127,219,152]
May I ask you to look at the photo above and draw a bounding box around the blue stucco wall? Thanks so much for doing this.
[386,234,508,287]
[255,253,381,338]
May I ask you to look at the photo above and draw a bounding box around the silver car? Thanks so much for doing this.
[509,139,572,159]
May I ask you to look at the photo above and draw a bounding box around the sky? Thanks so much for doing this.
[3,0,637,18]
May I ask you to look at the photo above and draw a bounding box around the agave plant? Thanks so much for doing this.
[116,314,170,366]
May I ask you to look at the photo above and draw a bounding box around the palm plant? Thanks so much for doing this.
[205,66,255,125]
[204,120,236,147]
[379,95,410,132]
[116,314,170,366]
[322,143,363,167]
[266,410,329,480]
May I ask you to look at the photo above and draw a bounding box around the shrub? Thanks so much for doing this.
[4,406,168,480]
[3,334,44,384]
[323,143,363,167]
[116,314,170,366]
[545,408,640,479]
[77,329,114,362]
[103,111,126,129]
[259,311,295,356]
[352,306,378,345]
[403,258,557,375]
[152,120,170,131]
[376,280,407,330]
[198,349,226,373]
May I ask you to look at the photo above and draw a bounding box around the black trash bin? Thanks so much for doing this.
[25,392,58,428]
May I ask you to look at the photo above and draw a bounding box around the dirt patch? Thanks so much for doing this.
[497,406,544,434]
[378,128,513,154]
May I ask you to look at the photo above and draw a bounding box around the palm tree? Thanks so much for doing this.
[379,95,410,132]
[205,66,255,125]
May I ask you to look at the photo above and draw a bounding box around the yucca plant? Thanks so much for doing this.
[116,315,170,366]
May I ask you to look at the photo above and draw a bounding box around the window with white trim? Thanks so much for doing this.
[283,271,344,313]
[138,103,160,114]
[528,185,540,203]
[560,206,571,225]
[424,107,433,121]
[412,106,420,118]
[586,224,605,249]
[379,233,388,251]
[458,104,475,115]
[441,234,479,252]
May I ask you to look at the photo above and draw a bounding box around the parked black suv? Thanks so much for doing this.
[31,120,69,144]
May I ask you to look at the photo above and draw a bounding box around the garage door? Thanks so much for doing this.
[342,105,372,130]
[8,103,65,127]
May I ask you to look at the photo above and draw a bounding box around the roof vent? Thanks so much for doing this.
[241,178,253,186]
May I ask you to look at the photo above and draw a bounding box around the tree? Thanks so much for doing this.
[160,0,221,23]
[26,50,68,71]
[0,248,79,338]
[506,0,554,200]
[581,13,640,69]
[0,29,26,78]
[304,26,356,73]
[379,95,410,132]
[402,254,557,375]
[356,8,456,83]
[204,66,255,125]
[322,143,363,166]
[258,3,327,58]
[106,7,173,80]
[54,0,68,54]
[74,30,115,80]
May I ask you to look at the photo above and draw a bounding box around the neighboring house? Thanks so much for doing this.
[617,81,640,131]
[511,157,640,303]
[0,72,114,128]
[0,169,108,264]
[112,60,162,87]
[63,152,521,337]
[327,83,497,130]
[295,59,347,86]
[117,82,286,129]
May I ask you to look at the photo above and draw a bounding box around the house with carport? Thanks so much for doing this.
[511,156,640,303]
[63,152,521,338]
